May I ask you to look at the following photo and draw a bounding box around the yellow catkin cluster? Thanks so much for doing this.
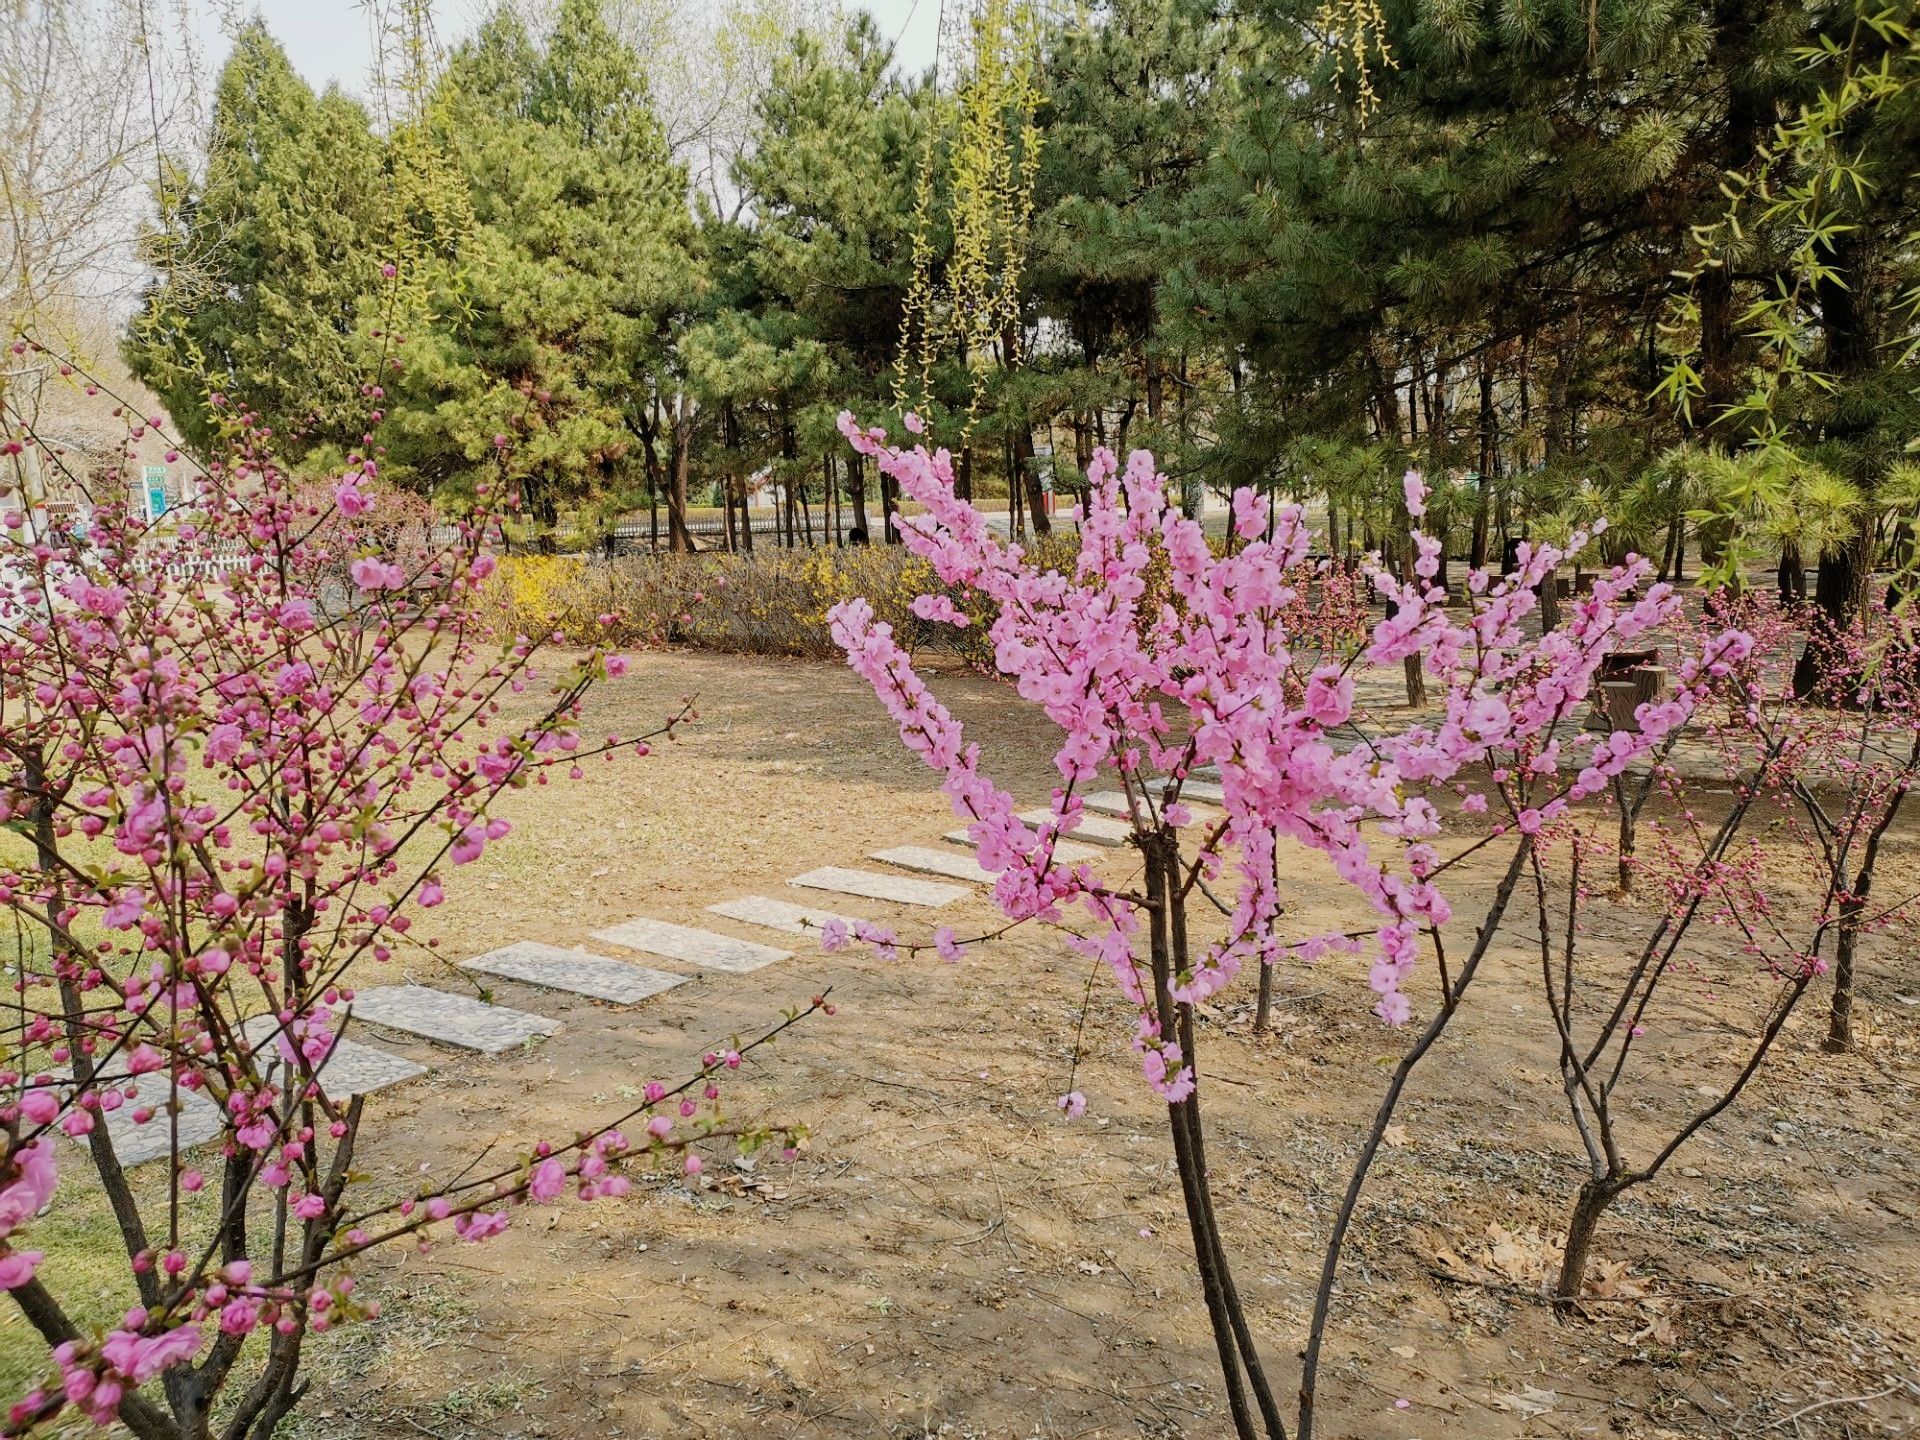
[896,0,1045,435]
[1314,0,1397,120]
[369,0,473,324]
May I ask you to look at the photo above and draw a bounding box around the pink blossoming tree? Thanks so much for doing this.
[829,411,1754,1439]
[1526,601,1920,1302]
[0,354,812,1439]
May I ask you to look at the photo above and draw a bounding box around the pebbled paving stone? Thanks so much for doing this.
[350,986,559,1054]
[707,896,862,939]
[942,829,1104,865]
[870,844,998,884]
[1017,807,1132,847]
[1082,790,1212,823]
[70,1087,223,1168]
[462,941,687,1004]
[789,866,968,907]
[592,917,791,974]
[242,1014,426,1098]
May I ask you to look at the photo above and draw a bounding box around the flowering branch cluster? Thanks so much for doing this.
[829,415,1763,1440]
[0,357,807,1439]
[831,412,1751,1056]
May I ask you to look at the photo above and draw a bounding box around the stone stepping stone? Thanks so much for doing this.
[1018,807,1131,847]
[871,844,997,884]
[943,828,1104,865]
[1193,765,1221,781]
[350,985,559,1054]
[1083,790,1214,823]
[1082,789,1151,819]
[592,917,791,974]
[1179,780,1226,804]
[73,1087,223,1168]
[789,866,968,908]
[707,896,862,939]
[461,941,687,1004]
[241,1015,426,1098]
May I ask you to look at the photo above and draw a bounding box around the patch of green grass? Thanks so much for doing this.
[0,1160,145,1398]
[435,1373,545,1420]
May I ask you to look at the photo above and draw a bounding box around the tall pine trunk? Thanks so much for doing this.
[666,392,695,554]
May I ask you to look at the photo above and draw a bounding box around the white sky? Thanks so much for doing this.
[186,0,941,98]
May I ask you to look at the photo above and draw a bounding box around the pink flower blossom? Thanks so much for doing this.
[528,1158,567,1202]
[0,1249,43,1288]
[348,557,406,592]
[334,480,374,517]
[0,1141,57,1238]
[453,1210,509,1243]
[18,1090,58,1126]
[1304,667,1354,728]
[100,1323,202,1383]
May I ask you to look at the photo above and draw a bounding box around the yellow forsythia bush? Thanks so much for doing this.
[484,554,689,647]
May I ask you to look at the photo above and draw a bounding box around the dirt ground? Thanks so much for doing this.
[226,650,1920,1438]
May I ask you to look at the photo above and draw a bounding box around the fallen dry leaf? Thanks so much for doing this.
[1382,1123,1411,1147]
[1585,1258,1648,1300]
[1491,1384,1558,1418]
[1483,1224,1555,1286]
[1630,1307,1682,1346]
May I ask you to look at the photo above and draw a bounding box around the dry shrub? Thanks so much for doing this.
[484,535,1084,661]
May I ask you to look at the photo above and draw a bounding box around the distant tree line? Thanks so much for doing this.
[127,0,1919,636]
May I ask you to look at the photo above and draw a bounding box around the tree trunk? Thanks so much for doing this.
[666,392,695,554]
[1827,896,1861,1052]
[721,400,741,553]
[1008,438,1025,540]
[1143,834,1284,1440]
[1777,540,1803,608]
[1612,771,1636,893]
[1792,524,1871,699]
[1402,654,1426,708]
[1014,423,1050,537]
[1554,1177,1624,1309]
[1825,768,1912,1051]
[848,452,871,540]
[1472,359,1494,571]
[1795,222,1878,696]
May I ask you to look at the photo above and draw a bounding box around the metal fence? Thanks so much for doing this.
[489,507,1076,555]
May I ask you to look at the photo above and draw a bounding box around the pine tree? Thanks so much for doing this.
[126,24,389,457]
[385,0,698,519]
[733,14,936,538]
[1027,0,1231,494]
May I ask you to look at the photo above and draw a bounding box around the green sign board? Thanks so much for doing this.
[143,464,168,521]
